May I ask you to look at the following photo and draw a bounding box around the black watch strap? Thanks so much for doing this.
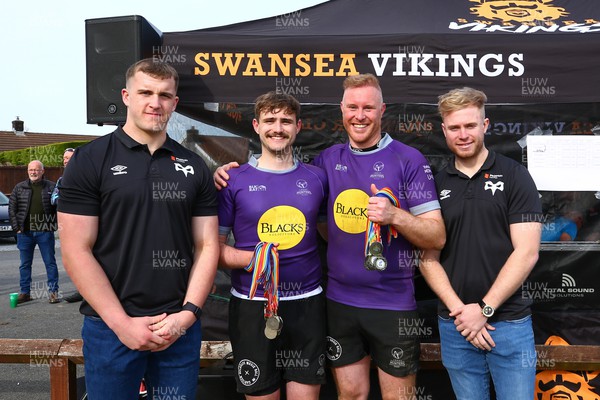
[182,302,202,320]
[478,300,495,317]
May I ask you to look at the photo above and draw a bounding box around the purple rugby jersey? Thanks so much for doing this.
[313,134,440,311]
[218,156,328,299]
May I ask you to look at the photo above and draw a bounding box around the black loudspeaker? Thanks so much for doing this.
[85,16,162,125]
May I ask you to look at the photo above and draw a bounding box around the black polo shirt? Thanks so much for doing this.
[435,150,541,321]
[58,127,218,317]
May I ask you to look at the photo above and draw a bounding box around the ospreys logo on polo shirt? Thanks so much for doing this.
[174,163,194,177]
[171,156,194,177]
[484,181,504,195]
[333,189,369,234]
[257,205,306,250]
[484,173,505,195]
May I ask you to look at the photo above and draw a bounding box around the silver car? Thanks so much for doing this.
[0,192,16,241]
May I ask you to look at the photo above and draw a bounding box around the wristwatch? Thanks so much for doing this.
[478,300,495,318]
[182,302,202,320]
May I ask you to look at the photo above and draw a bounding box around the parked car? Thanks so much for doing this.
[0,192,16,241]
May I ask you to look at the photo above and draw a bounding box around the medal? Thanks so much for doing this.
[245,242,282,340]
[364,241,388,271]
[264,315,283,339]
[368,241,383,255]
[266,315,283,331]
[364,188,399,272]
[264,325,278,340]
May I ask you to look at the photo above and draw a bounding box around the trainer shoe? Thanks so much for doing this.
[17,293,31,304]
[64,292,83,303]
[49,292,60,304]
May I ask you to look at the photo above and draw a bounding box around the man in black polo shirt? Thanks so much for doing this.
[57,59,219,400]
[420,87,542,400]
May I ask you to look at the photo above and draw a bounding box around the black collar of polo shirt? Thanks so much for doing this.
[114,127,177,155]
[446,149,497,178]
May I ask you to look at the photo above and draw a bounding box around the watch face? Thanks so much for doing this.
[482,305,494,317]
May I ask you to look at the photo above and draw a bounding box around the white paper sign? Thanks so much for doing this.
[527,136,600,191]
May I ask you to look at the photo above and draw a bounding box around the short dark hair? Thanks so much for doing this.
[254,91,301,121]
[125,58,179,91]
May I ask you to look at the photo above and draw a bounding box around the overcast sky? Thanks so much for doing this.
[2,0,326,136]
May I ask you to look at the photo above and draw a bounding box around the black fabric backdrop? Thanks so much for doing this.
[162,0,600,105]
[153,0,600,345]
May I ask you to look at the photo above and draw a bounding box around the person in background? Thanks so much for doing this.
[218,91,328,399]
[51,147,83,303]
[420,87,542,400]
[57,58,219,399]
[541,210,583,241]
[50,147,74,206]
[9,160,60,304]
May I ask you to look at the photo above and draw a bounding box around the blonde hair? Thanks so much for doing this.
[438,87,487,119]
[342,73,383,103]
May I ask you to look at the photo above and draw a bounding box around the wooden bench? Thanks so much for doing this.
[1,339,600,400]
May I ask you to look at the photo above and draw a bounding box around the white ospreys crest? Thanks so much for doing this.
[174,163,194,177]
[484,181,504,195]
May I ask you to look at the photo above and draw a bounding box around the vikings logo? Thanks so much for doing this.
[535,336,600,400]
[536,371,600,400]
[469,0,569,24]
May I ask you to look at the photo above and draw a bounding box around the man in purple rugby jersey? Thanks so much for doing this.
[215,75,445,400]
[312,74,444,400]
[218,92,328,400]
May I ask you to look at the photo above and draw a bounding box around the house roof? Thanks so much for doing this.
[0,131,101,152]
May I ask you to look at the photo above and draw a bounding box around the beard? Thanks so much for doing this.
[449,138,484,161]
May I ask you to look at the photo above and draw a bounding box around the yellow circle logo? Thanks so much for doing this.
[257,206,306,250]
[333,189,369,234]
[469,0,568,24]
